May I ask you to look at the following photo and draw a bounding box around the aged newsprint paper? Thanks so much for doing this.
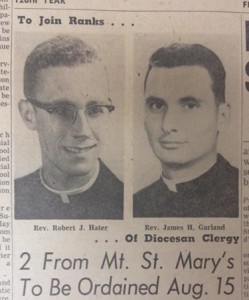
[0,0,249,299]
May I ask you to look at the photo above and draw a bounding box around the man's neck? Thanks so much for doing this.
[41,161,100,191]
[162,153,217,182]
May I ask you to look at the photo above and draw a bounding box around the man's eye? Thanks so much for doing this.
[183,102,199,110]
[52,106,75,121]
[86,105,105,117]
[146,98,166,113]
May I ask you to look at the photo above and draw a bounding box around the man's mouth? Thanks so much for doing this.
[64,144,97,153]
[159,141,186,149]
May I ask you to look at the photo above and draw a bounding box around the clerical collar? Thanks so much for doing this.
[40,161,100,203]
[162,159,216,193]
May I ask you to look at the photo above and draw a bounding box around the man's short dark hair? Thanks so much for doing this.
[24,35,99,98]
[144,43,226,104]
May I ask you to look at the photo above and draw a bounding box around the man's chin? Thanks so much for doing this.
[62,164,98,177]
[160,156,208,170]
[157,154,192,169]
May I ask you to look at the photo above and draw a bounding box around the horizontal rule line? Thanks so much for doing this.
[14,8,247,14]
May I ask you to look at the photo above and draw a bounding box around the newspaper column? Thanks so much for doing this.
[0,0,12,299]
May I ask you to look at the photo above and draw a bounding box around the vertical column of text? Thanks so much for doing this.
[242,19,249,300]
[0,0,11,299]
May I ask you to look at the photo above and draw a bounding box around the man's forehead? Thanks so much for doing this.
[37,62,107,82]
[34,62,109,102]
[145,65,213,98]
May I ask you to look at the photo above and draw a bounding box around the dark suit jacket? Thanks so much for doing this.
[133,155,238,218]
[15,160,123,220]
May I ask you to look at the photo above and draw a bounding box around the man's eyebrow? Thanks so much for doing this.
[86,100,99,107]
[145,96,165,103]
[179,96,202,103]
[86,100,111,107]
[49,99,111,107]
[49,98,75,106]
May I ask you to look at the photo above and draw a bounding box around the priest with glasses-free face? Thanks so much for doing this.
[133,43,238,218]
[15,35,123,220]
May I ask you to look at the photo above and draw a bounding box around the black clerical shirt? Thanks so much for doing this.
[133,155,238,218]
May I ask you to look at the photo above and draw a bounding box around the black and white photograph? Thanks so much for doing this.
[133,33,240,218]
[14,33,124,220]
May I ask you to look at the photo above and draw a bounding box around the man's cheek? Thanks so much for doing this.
[144,119,152,134]
[145,123,158,141]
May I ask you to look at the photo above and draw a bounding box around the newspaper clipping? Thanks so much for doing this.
[0,0,249,299]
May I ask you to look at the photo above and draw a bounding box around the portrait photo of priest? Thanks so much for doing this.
[133,35,239,218]
[14,34,124,220]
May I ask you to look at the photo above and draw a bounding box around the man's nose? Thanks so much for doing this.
[71,110,93,137]
[161,106,180,133]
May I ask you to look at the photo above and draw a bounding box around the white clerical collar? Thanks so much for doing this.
[40,161,100,203]
[162,159,216,193]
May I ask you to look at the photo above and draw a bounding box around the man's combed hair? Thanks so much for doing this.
[24,35,99,98]
[144,43,226,104]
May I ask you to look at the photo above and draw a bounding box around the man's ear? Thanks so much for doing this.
[217,102,231,134]
[18,99,37,131]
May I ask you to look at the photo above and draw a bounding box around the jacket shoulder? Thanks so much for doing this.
[98,160,123,189]
[15,170,41,191]
[133,179,164,217]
